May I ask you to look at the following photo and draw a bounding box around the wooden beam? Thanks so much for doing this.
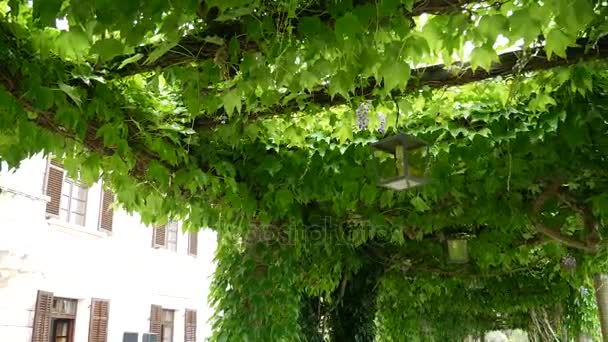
[193,36,608,127]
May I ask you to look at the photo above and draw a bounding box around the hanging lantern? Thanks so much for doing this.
[446,235,470,264]
[371,133,430,191]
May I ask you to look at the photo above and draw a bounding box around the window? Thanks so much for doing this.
[44,159,88,226]
[167,223,178,252]
[50,297,77,342]
[184,309,196,342]
[52,297,78,316]
[52,319,74,342]
[161,309,174,342]
[152,221,178,251]
[149,305,174,342]
[98,189,114,232]
[60,177,88,226]
[188,231,198,256]
[89,299,110,342]
[32,290,53,342]
[32,291,78,342]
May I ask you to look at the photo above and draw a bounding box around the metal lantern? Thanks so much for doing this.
[371,133,430,191]
[446,235,469,264]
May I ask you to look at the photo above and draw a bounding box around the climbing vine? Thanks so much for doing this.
[1,0,608,340]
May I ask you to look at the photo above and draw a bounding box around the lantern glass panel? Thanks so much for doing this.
[372,133,429,190]
[379,177,425,191]
[447,239,468,264]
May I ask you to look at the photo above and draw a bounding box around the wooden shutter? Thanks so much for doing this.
[188,232,198,256]
[98,190,114,232]
[45,160,64,216]
[185,309,197,342]
[150,305,162,337]
[152,225,167,248]
[31,290,53,342]
[88,298,110,342]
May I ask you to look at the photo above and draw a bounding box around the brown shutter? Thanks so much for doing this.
[150,305,162,337]
[31,290,53,342]
[188,232,198,256]
[99,190,114,232]
[185,309,197,342]
[153,225,167,248]
[88,298,110,342]
[45,161,64,216]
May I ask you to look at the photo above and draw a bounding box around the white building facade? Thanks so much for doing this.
[0,155,217,342]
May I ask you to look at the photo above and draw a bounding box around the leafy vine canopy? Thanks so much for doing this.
[1,0,608,340]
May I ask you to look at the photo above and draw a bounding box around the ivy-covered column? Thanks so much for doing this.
[298,296,325,342]
[328,260,382,342]
[210,227,301,341]
[594,274,608,341]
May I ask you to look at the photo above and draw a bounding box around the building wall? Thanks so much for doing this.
[0,155,217,341]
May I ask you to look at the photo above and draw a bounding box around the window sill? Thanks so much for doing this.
[46,217,110,239]
[151,246,179,253]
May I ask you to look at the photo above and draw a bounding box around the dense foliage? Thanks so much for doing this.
[1,0,608,340]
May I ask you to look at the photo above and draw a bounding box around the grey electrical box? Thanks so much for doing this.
[142,333,159,342]
[122,332,138,342]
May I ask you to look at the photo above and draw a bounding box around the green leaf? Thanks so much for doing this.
[283,125,305,146]
[33,0,62,27]
[328,71,352,99]
[360,183,377,205]
[391,228,405,245]
[508,9,541,44]
[379,60,410,91]
[299,16,324,37]
[118,53,144,70]
[299,71,320,91]
[80,155,101,186]
[222,90,241,116]
[8,0,19,17]
[90,39,125,62]
[378,0,400,16]
[477,15,508,43]
[591,194,608,219]
[411,196,430,212]
[145,42,178,65]
[148,161,171,187]
[470,45,498,72]
[335,124,353,144]
[55,30,91,59]
[274,189,293,210]
[58,82,82,108]
[393,16,411,39]
[244,125,259,141]
[545,29,573,59]
[229,37,240,64]
[402,0,415,12]
[529,93,556,112]
[32,87,55,111]
[334,13,362,40]
[554,0,594,35]
[403,35,430,63]
[204,36,225,45]
[215,7,253,21]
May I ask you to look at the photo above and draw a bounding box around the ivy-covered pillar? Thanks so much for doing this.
[298,296,325,342]
[328,261,382,342]
[210,227,301,341]
[594,274,608,341]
